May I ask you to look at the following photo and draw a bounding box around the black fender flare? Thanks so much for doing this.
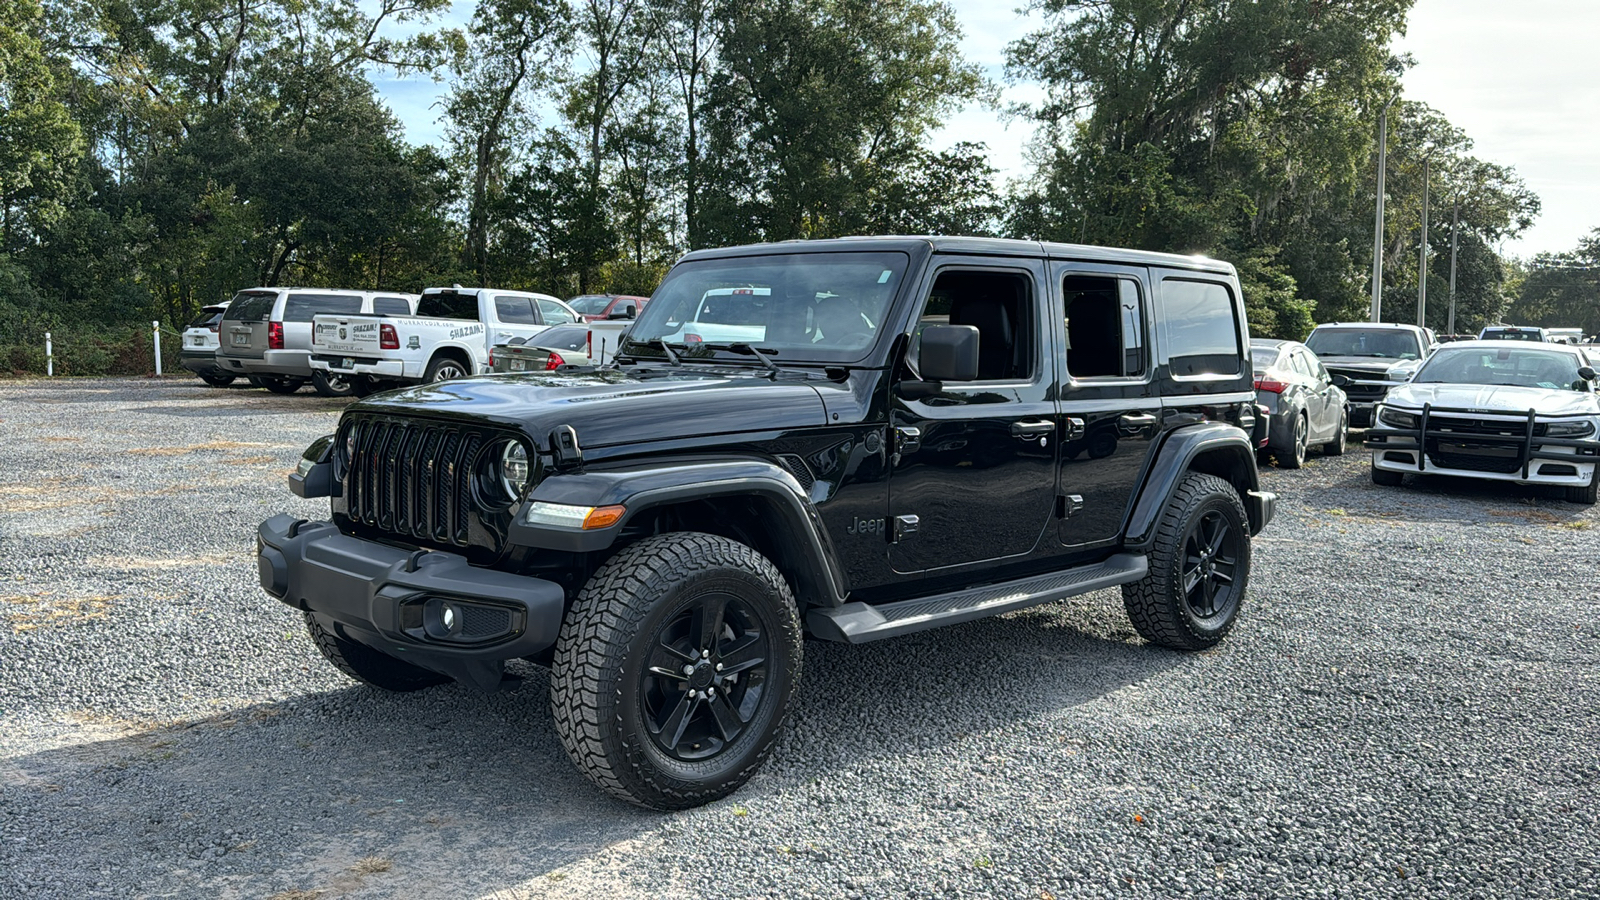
[507,458,849,607]
[1123,423,1269,548]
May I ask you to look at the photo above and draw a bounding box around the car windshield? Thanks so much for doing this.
[1250,346,1281,369]
[622,251,909,363]
[567,295,614,315]
[1305,328,1421,359]
[1413,347,1584,390]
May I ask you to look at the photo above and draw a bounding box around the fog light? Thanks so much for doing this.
[424,598,465,639]
[441,603,458,632]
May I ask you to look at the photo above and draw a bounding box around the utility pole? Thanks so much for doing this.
[1370,95,1399,322]
[1418,153,1430,329]
[1447,200,1460,335]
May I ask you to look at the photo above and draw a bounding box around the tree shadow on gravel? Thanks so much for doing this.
[0,596,1177,899]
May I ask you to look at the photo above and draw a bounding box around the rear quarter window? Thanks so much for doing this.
[1160,279,1242,377]
[371,296,413,316]
[282,293,363,322]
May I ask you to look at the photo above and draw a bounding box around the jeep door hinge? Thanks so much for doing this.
[892,514,920,543]
[1056,494,1083,519]
[891,426,921,466]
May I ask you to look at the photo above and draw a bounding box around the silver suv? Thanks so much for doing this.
[214,288,417,396]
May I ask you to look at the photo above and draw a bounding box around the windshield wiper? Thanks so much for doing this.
[635,338,684,367]
[720,342,783,376]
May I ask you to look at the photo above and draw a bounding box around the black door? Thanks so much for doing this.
[1053,263,1161,547]
[888,260,1058,574]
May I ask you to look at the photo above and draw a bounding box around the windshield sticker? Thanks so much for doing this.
[878,269,893,283]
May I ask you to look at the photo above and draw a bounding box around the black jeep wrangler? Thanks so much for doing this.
[258,237,1275,809]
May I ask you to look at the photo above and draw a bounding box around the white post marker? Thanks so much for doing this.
[152,320,163,376]
[45,332,53,376]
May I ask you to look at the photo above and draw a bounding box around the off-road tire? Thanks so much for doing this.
[1122,472,1249,651]
[1566,468,1598,504]
[260,376,304,395]
[550,532,803,810]
[198,371,235,387]
[304,613,449,691]
[1324,409,1348,456]
[1371,465,1403,487]
[1281,412,1308,469]
[311,370,356,398]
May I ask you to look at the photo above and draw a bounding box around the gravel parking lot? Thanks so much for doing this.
[2,377,1598,899]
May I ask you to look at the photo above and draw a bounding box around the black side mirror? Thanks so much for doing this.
[1580,365,1596,382]
[1330,373,1352,388]
[918,324,980,383]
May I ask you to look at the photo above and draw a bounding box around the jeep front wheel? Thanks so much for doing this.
[550,532,803,810]
[1122,472,1249,650]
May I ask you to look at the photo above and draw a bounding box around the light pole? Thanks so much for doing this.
[1447,199,1460,335]
[1418,152,1431,329]
[1370,94,1399,322]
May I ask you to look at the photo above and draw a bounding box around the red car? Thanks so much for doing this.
[566,293,649,323]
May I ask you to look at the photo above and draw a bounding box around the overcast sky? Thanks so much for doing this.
[378,0,1598,258]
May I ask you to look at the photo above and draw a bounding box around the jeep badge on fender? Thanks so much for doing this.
[258,236,1275,811]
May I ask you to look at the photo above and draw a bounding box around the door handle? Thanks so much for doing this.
[1010,420,1055,438]
[1118,412,1158,435]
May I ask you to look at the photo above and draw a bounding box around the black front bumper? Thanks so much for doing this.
[257,514,567,690]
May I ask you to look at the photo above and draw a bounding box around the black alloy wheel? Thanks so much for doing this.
[550,532,802,810]
[638,591,772,762]
[1180,509,1241,621]
[1122,471,1250,650]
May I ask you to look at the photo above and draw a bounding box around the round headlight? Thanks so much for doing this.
[501,441,531,498]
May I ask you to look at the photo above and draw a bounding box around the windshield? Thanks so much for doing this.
[1414,346,1584,390]
[622,251,910,363]
[1305,328,1421,360]
[567,295,614,315]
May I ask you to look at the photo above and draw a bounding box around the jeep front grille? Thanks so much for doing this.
[341,417,486,546]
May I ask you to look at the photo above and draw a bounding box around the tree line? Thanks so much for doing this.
[0,0,1570,367]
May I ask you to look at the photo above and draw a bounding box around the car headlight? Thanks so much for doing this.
[500,441,532,498]
[1377,406,1419,429]
[1545,420,1597,437]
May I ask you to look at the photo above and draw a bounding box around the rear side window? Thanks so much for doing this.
[283,293,363,322]
[417,292,479,320]
[1160,279,1242,376]
[495,295,539,324]
[225,291,278,322]
[1062,274,1145,379]
[536,325,591,351]
[372,296,413,316]
[538,298,578,325]
[1250,346,1281,369]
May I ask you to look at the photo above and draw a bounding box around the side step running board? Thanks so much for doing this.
[806,553,1148,643]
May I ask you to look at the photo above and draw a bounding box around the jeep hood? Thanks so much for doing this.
[351,369,829,448]
[1384,383,1600,417]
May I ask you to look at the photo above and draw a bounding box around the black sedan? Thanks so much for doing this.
[1251,339,1350,467]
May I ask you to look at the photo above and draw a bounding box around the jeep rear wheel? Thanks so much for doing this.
[304,613,449,692]
[550,532,803,810]
[1122,472,1249,650]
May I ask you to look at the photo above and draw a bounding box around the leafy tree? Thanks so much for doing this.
[0,0,84,251]
[1509,231,1600,336]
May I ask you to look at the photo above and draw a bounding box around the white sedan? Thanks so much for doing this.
[1365,340,1600,504]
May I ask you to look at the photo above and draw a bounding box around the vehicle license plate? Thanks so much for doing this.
[1440,442,1514,457]
[509,359,526,371]
[231,333,250,346]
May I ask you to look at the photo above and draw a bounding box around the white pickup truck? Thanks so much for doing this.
[308,287,581,390]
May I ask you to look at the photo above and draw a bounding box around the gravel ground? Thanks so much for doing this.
[2,376,1598,899]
